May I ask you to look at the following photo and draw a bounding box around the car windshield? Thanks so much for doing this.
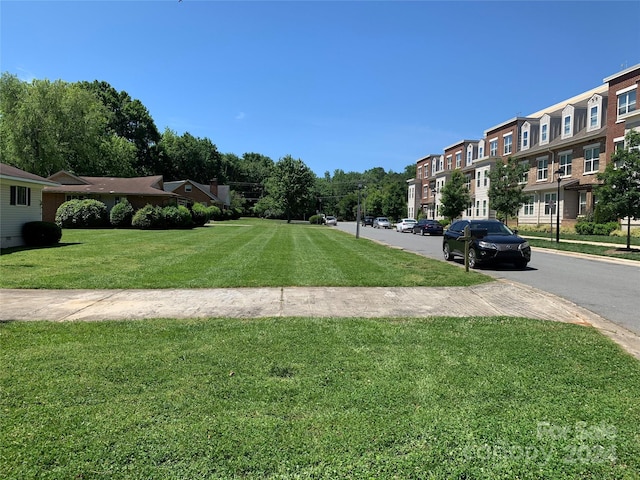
[471,222,513,235]
[378,218,388,222]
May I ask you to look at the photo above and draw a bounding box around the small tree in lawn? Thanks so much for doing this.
[596,130,640,251]
[488,156,529,226]
[440,170,470,223]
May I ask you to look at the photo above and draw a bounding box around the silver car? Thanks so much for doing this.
[373,217,391,229]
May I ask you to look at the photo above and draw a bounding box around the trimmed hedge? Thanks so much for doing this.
[22,221,62,246]
[131,204,162,229]
[191,203,211,226]
[575,221,619,236]
[309,214,324,225]
[55,199,109,228]
[110,200,134,228]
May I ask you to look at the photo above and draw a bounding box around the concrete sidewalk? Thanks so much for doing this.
[1,280,638,359]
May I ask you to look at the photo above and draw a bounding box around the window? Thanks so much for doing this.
[455,152,462,169]
[478,141,485,159]
[475,200,480,217]
[614,136,625,153]
[558,151,572,176]
[617,87,637,117]
[432,158,437,173]
[483,170,489,187]
[589,106,598,129]
[540,115,550,145]
[562,105,574,139]
[523,195,535,215]
[9,185,31,206]
[522,130,529,149]
[446,155,452,170]
[185,184,192,192]
[584,145,600,174]
[519,162,529,184]
[489,138,498,157]
[544,193,557,215]
[588,94,602,131]
[438,156,444,172]
[537,157,549,181]
[579,192,587,215]
[466,145,473,165]
[417,167,422,179]
[465,174,471,191]
[423,185,429,198]
[503,133,512,155]
[482,200,487,217]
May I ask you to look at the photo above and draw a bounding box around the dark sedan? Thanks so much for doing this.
[442,219,531,269]
[412,219,444,236]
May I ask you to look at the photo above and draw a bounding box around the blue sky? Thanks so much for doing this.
[2,1,639,177]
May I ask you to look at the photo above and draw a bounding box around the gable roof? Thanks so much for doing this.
[0,163,60,186]
[43,171,180,198]
[164,179,230,206]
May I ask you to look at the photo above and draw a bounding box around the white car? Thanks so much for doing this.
[396,218,417,232]
[325,215,337,226]
[373,217,391,229]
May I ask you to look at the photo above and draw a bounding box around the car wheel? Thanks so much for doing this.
[468,249,478,269]
[443,242,453,261]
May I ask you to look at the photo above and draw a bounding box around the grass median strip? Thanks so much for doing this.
[0,220,490,289]
[2,317,638,479]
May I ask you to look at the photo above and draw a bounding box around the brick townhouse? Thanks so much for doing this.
[411,64,639,228]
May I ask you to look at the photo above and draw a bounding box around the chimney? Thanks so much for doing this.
[209,178,218,196]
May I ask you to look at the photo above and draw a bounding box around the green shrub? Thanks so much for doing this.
[309,214,324,225]
[190,203,211,226]
[110,200,134,228]
[162,205,193,229]
[55,199,108,228]
[576,221,619,236]
[22,221,62,246]
[131,204,162,229]
[208,205,222,221]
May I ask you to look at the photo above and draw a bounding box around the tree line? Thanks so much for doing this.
[0,73,415,222]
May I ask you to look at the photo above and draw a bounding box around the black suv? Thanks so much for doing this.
[442,219,531,269]
[362,216,375,227]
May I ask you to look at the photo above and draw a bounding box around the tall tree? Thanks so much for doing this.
[263,155,316,223]
[488,156,529,226]
[440,170,471,223]
[78,81,161,175]
[596,130,640,250]
[0,74,112,176]
[157,128,223,183]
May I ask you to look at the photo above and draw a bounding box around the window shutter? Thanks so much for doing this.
[10,186,16,205]
[27,187,31,206]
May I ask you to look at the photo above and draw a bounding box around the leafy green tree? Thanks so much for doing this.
[78,81,161,175]
[382,182,406,220]
[439,170,471,223]
[263,155,316,222]
[0,74,111,176]
[596,130,640,250]
[488,156,529,226]
[158,129,223,183]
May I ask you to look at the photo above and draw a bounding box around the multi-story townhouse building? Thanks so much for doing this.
[514,85,608,228]
[410,64,639,227]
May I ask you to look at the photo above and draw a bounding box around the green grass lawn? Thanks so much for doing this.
[521,231,640,262]
[2,317,638,479]
[0,219,490,289]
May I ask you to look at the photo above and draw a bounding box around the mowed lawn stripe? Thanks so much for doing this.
[0,219,491,289]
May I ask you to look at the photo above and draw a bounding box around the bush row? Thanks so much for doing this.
[574,221,620,236]
[55,199,242,229]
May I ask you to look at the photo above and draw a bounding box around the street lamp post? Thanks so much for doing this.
[356,183,362,239]
[555,167,564,243]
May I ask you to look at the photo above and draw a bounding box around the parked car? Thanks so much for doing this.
[396,218,417,232]
[412,219,444,236]
[362,215,375,227]
[442,219,531,269]
[325,215,337,226]
[373,217,391,229]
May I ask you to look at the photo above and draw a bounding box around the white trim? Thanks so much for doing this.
[616,84,638,96]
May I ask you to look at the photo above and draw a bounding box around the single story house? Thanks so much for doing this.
[0,163,60,249]
[163,178,231,209]
[42,171,187,223]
